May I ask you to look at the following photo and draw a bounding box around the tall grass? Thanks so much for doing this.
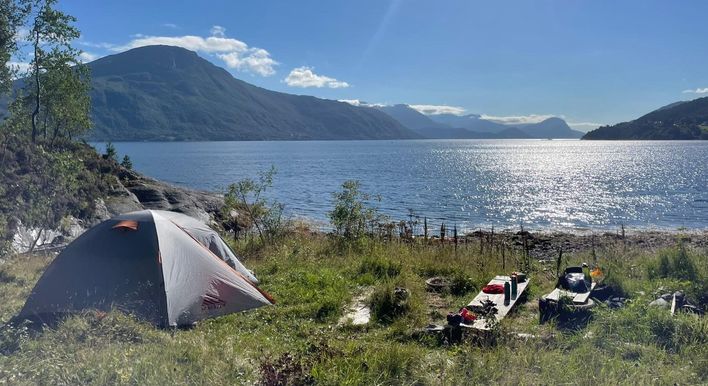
[1,234,706,384]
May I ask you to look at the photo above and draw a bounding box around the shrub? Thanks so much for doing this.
[222,166,290,245]
[370,283,412,324]
[601,267,628,298]
[328,180,383,241]
[358,256,401,279]
[449,273,476,296]
[648,245,699,282]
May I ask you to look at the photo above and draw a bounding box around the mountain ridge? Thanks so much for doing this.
[373,104,583,139]
[87,45,421,141]
[583,97,708,140]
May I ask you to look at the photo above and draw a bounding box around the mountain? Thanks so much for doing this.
[373,104,450,131]
[655,101,689,112]
[515,117,584,139]
[373,105,534,139]
[426,113,582,138]
[87,45,419,141]
[375,105,582,139]
[583,97,708,140]
[428,113,510,133]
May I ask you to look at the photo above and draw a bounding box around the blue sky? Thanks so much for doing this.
[45,1,708,130]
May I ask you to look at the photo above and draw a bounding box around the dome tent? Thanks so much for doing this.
[152,209,259,284]
[17,210,273,327]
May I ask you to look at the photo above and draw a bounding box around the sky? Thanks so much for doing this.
[20,0,708,130]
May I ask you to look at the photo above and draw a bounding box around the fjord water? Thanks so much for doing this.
[108,140,708,232]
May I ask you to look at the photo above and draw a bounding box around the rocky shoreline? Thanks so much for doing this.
[470,229,708,261]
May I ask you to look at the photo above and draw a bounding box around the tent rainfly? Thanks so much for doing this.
[17,210,273,327]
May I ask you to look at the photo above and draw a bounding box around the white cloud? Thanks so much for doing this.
[162,23,178,29]
[7,61,31,75]
[567,121,602,131]
[338,99,364,106]
[338,99,385,107]
[77,40,115,49]
[218,49,277,77]
[210,25,226,37]
[113,26,278,77]
[409,104,466,116]
[78,51,99,62]
[13,27,29,43]
[682,87,708,94]
[480,114,556,125]
[284,66,349,88]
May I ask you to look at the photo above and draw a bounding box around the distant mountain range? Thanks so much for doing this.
[372,104,584,139]
[6,44,702,141]
[84,46,585,141]
[87,45,419,141]
[583,97,708,140]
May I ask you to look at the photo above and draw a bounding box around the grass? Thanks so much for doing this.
[1,233,706,385]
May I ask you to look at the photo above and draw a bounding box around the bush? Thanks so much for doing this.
[0,139,117,251]
[328,180,382,241]
[222,166,290,245]
[358,256,401,279]
[449,273,476,296]
[601,267,628,298]
[370,283,412,324]
[648,245,699,282]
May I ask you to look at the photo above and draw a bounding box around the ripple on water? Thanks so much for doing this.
[101,140,708,232]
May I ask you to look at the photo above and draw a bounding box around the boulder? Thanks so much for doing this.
[649,298,669,308]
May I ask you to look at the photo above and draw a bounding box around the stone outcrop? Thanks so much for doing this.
[110,168,223,223]
[11,168,224,254]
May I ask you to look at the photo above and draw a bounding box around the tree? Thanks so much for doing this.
[103,141,116,161]
[0,0,30,95]
[120,154,132,169]
[26,0,89,143]
[42,52,91,143]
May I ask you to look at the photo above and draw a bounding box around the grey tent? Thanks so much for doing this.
[17,210,273,327]
[151,210,259,283]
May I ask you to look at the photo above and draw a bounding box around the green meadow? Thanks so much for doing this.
[1,233,706,385]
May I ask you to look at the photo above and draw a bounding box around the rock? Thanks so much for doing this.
[426,276,450,292]
[673,291,685,305]
[660,293,673,301]
[10,216,83,254]
[92,199,112,223]
[103,184,143,217]
[681,304,704,315]
[120,172,222,223]
[338,287,373,326]
[11,222,62,253]
[394,287,410,301]
[606,297,627,309]
[649,298,669,308]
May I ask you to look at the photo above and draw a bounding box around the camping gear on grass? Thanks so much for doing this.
[482,284,505,294]
[558,265,591,293]
[540,264,596,326]
[464,275,530,330]
[16,210,273,327]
